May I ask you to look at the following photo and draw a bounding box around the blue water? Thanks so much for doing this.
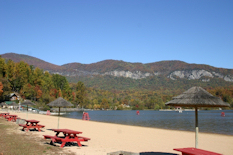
[61,110,233,135]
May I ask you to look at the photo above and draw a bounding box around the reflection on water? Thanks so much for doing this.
[62,110,233,135]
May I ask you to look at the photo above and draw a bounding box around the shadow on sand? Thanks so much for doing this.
[140,152,178,155]
[44,141,87,148]
[107,151,178,155]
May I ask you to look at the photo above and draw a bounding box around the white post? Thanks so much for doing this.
[57,116,60,129]
[57,107,60,129]
[19,101,20,112]
[195,107,198,148]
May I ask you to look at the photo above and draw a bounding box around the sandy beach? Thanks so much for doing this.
[6,111,233,155]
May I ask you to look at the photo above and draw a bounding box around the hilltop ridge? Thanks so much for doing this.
[1,52,233,90]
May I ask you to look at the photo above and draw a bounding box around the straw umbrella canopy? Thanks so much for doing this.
[165,86,230,148]
[0,102,6,106]
[47,97,74,128]
[21,100,35,111]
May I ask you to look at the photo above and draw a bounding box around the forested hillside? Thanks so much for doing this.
[0,54,233,110]
[2,53,233,92]
[1,53,65,71]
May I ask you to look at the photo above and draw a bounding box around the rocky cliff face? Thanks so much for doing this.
[104,71,153,79]
[168,70,233,82]
[168,70,213,80]
[103,69,233,82]
[52,69,233,82]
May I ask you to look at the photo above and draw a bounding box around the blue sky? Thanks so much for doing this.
[1,0,233,69]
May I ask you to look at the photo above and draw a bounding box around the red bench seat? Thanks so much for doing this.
[43,134,90,148]
[19,123,45,131]
[174,147,222,155]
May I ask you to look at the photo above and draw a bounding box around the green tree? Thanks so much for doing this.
[100,98,109,110]
[6,59,17,91]
[76,81,86,107]
[0,78,11,102]
[32,67,44,86]
[14,61,30,91]
[21,83,35,100]
[52,74,69,91]
[0,82,3,96]
[0,56,7,78]
[42,71,54,93]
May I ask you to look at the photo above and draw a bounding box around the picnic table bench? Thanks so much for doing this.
[19,119,45,132]
[7,115,18,122]
[43,135,63,143]
[43,129,90,148]
[174,147,222,155]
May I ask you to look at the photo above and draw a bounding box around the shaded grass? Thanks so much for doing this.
[0,118,75,155]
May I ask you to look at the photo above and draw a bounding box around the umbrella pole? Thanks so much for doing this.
[26,105,28,119]
[195,107,198,148]
[57,107,60,129]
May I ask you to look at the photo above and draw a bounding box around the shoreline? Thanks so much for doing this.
[61,116,233,137]
[6,111,233,155]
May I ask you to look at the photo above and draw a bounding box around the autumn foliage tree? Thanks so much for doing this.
[0,57,76,106]
[76,81,86,107]
[0,82,3,96]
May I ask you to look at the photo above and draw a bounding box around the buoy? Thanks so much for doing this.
[82,112,90,120]
[136,110,140,115]
[221,112,225,117]
[46,110,50,115]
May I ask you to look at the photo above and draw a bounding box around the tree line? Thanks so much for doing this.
[0,56,232,110]
[0,56,86,110]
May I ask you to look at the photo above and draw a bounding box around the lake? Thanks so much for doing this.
[61,110,233,135]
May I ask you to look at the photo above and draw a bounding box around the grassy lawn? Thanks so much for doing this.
[0,118,75,155]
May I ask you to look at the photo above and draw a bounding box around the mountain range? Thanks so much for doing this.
[1,53,233,90]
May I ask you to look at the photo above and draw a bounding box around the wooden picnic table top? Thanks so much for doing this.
[9,115,17,117]
[25,119,40,123]
[52,129,82,135]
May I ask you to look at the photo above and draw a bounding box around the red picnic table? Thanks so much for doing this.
[1,113,9,118]
[174,147,222,155]
[7,115,18,122]
[19,119,45,132]
[43,129,90,148]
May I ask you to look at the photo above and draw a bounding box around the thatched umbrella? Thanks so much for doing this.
[21,100,36,119]
[21,100,35,111]
[165,86,230,148]
[0,102,6,106]
[0,102,7,111]
[47,97,74,128]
